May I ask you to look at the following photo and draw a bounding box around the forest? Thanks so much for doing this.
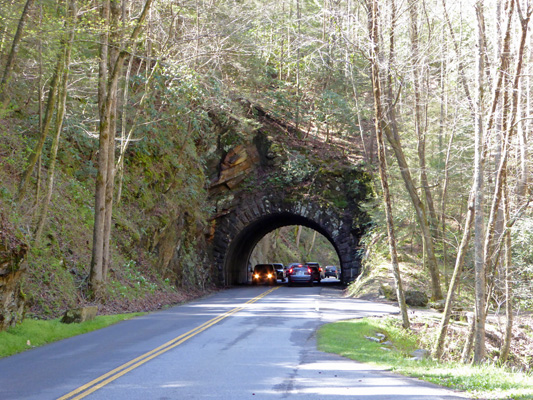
[0,0,532,371]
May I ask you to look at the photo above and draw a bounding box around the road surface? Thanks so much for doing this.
[0,283,467,399]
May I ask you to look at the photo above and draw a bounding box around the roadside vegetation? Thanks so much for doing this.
[318,317,533,399]
[0,313,143,359]
[0,0,532,383]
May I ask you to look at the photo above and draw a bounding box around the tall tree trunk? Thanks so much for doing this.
[440,128,455,288]
[295,225,302,249]
[0,0,35,107]
[431,4,516,355]
[432,190,474,359]
[34,3,43,212]
[102,0,122,282]
[499,175,513,363]
[472,0,486,365]
[381,0,442,301]
[17,13,71,202]
[90,0,155,295]
[307,231,317,257]
[408,0,438,236]
[462,312,475,363]
[439,25,450,288]
[475,1,531,364]
[382,121,443,300]
[33,0,77,244]
[369,0,409,329]
[90,0,111,296]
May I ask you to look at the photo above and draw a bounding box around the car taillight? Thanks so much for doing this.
[307,268,312,275]
[319,267,323,272]
[288,268,293,274]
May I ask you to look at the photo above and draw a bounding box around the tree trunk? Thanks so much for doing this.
[472,0,486,365]
[432,191,474,359]
[102,0,122,282]
[90,0,155,295]
[90,0,111,296]
[476,1,531,364]
[33,0,77,244]
[381,127,442,300]
[381,0,442,301]
[307,230,317,255]
[295,225,302,249]
[17,13,70,202]
[461,312,475,363]
[369,0,409,329]
[0,0,35,107]
[499,175,512,363]
[408,0,438,236]
[440,129,455,288]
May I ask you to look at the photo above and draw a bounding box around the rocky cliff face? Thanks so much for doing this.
[0,217,28,331]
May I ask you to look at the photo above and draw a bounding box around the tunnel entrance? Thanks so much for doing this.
[248,225,341,282]
[211,196,365,286]
[227,215,340,284]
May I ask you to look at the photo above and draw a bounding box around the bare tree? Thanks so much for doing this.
[368,0,409,328]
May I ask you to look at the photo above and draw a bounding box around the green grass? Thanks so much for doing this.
[0,313,144,359]
[317,317,533,399]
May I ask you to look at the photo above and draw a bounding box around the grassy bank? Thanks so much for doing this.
[0,313,143,359]
[317,317,533,399]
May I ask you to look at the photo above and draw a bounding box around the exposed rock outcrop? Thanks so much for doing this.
[0,216,28,331]
[404,290,428,307]
[60,306,98,324]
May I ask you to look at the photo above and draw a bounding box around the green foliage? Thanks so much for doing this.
[0,313,143,359]
[24,247,80,318]
[318,317,533,399]
[265,152,315,188]
[108,260,158,299]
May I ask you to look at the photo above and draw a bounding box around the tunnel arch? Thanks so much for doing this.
[212,195,364,286]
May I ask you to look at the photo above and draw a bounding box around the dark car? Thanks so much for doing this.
[325,265,338,279]
[287,264,313,286]
[305,262,324,282]
[272,263,287,282]
[252,264,277,285]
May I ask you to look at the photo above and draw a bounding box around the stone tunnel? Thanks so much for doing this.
[208,133,372,286]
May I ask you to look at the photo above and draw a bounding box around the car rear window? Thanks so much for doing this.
[291,267,307,272]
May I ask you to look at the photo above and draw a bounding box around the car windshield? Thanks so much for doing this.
[254,265,272,273]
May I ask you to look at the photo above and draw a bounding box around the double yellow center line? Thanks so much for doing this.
[58,286,280,400]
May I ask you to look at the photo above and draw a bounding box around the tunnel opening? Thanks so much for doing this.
[223,212,342,285]
[249,225,341,283]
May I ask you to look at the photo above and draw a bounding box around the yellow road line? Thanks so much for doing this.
[58,286,279,400]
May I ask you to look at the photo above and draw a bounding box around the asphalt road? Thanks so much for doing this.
[0,281,467,399]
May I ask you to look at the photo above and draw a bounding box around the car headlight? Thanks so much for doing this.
[267,274,272,278]
[254,274,259,279]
